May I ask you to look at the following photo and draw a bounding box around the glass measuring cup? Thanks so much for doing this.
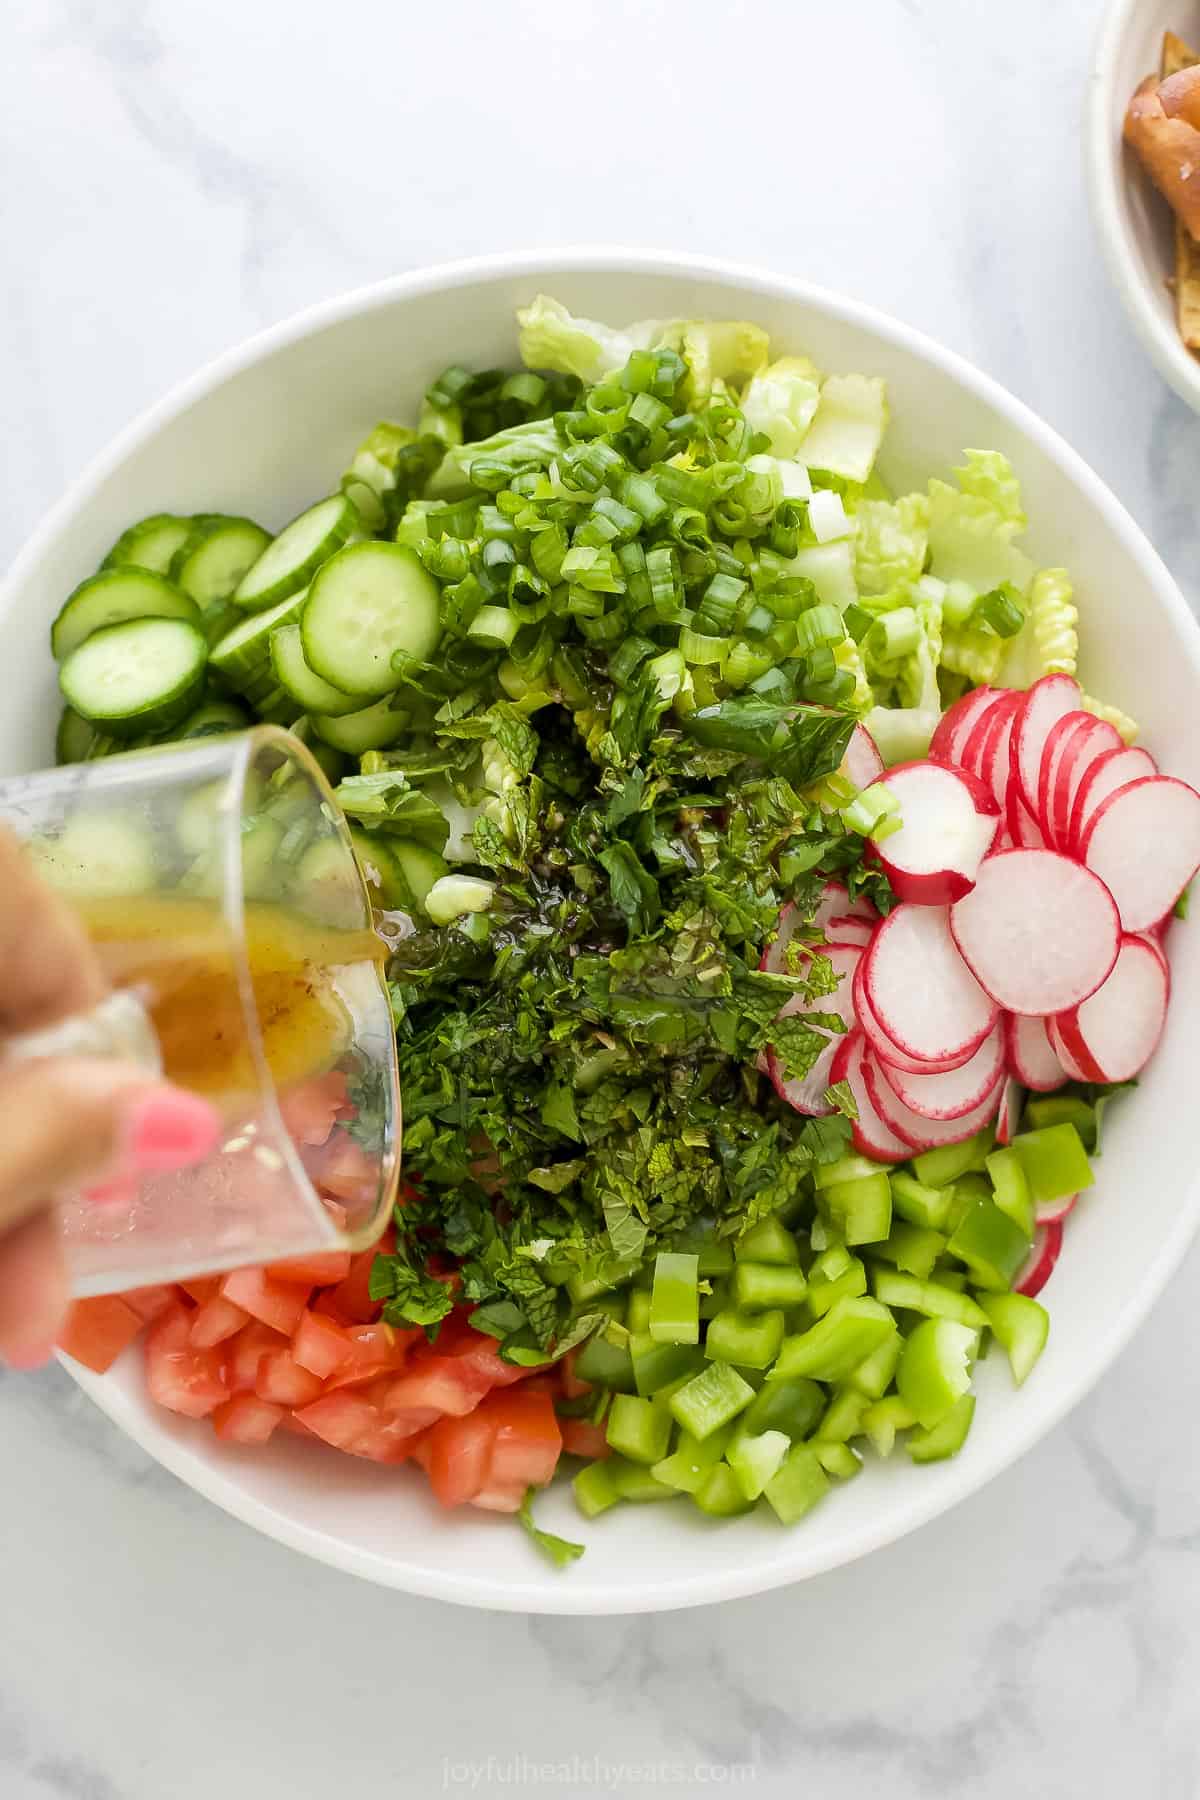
[0,727,400,1296]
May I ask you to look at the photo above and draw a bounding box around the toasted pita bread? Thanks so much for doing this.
[1163,30,1200,350]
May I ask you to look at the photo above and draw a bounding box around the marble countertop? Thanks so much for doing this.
[4,0,1200,1792]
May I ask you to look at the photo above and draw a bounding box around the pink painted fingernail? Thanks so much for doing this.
[121,1089,223,1174]
[3,1337,57,1371]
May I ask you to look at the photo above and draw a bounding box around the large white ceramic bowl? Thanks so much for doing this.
[7,250,1200,1613]
[1089,0,1200,410]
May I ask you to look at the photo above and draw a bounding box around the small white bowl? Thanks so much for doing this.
[7,249,1200,1613]
[1089,0,1200,410]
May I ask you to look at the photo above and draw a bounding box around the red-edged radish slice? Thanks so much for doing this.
[864,903,998,1064]
[1068,746,1156,853]
[1011,673,1081,816]
[960,689,1019,782]
[759,901,804,976]
[1005,780,1046,849]
[1045,1016,1091,1083]
[979,694,1022,811]
[853,955,975,1076]
[876,1022,1004,1120]
[1035,1193,1078,1225]
[865,760,1000,905]
[930,686,1001,765]
[813,879,877,933]
[1051,934,1169,1084]
[863,1048,1001,1151]
[1048,716,1123,851]
[949,849,1120,1015]
[767,944,861,1117]
[1036,711,1093,847]
[1005,1014,1068,1092]
[994,1076,1022,1145]
[825,913,875,949]
[1014,1221,1063,1297]
[830,1031,910,1163]
[1134,929,1170,976]
[1081,776,1200,932]
[760,888,876,978]
[842,724,884,791]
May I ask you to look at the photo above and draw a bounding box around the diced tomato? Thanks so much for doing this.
[323,1321,418,1390]
[469,1483,525,1514]
[265,1248,352,1285]
[56,1296,145,1374]
[559,1349,592,1400]
[485,1388,562,1490]
[423,1409,500,1508]
[212,1393,284,1445]
[179,1277,219,1306]
[276,1069,350,1147]
[292,1310,354,1380]
[295,1389,424,1464]
[277,1410,318,1438]
[189,1295,250,1350]
[327,1226,394,1324]
[319,1136,380,1206]
[311,1289,356,1326]
[226,1321,288,1394]
[120,1285,178,1325]
[145,1303,230,1418]
[220,1266,312,1335]
[255,1347,324,1408]
[559,1417,610,1460]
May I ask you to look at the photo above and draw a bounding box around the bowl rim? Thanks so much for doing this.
[1087,0,1200,412]
[20,244,1200,1611]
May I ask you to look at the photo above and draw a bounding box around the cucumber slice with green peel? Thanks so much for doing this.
[201,599,242,648]
[168,517,272,607]
[292,836,368,927]
[30,810,158,897]
[310,695,410,754]
[55,706,102,765]
[300,738,346,786]
[101,513,194,576]
[59,616,208,737]
[302,542,441,697]
[269,623,361,717]
[51,568,202,661]
[233,495,361,612]
[209,588,309,694]
[390,839,449,914]
[348,828,409,909]
[177,699,251,739]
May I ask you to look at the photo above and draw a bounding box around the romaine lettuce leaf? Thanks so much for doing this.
[517,295,679,382]
[785,541,857,611]
[739,356,822,457]
[854,493,930,595]
[424,418,562,500]
[799,375,888,483]
[681,320,770,406]
[1079,692,1139,745]
[926,449,1033,597]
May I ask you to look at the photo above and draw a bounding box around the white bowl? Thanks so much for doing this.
[7,250,1200,1613]
[1089,0,1200,410]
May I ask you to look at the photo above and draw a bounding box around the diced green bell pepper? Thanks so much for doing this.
[978,1292,1049,1386]
[815,1153,884,1190]
[1024,1094,1096,1152]
[630,1333,704,1397]
[807,1253,868,1319]
[907,1392,975,1463]
[606,1455,680,1501]
[735,1216,801,1264]
[890,1169,954,1231]
[763,1442,830,1524]
[704,1306,785,1370]
[651,1423,734,1494]
[726,1428,790,1500]
[910,1137,985,1190]
[693,1461,756,1517]
[606,1394,672,1464]
[985,1146,1034,1239]
[845,1328,903,1399]
[814,1440,863,1480]
[1012,1123,1094,1206]
[897,1318,976,1430]
[572,1459,621,1517]
[698,1276,731,1321]
[742,1376,825,1441]
[871,1221,946,1280]
[574,1329,637,1393]
[814,1384,870,1443]
[626,1290,653,1334]
[668,1360,756,1440]
[871,1269,988,1329]
[648,1252,700,1346]
[771,1297,895,1383]
[819,1172,893,1245]
[732,1260,809,1310]
[861,1393,917,1458]
[945,1198,1030,1292]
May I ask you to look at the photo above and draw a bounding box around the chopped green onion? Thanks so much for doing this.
[842,783,901,840]
[865,606,920,664]
[977,582,1026,638]
[646,544,683,616]
[679,628,727,666]
[628,392,671,433]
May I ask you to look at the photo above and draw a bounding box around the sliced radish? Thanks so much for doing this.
[1011,673,1081,816]
[853,955,974,1076]
[1005,1013,1068,1092]
[1045,1016,1091,1084]
[1005,782,1046,849]
[979,695,1022,811]
[842,724,884,792]
[814,880,877,933]
[864,903,998,1064]
[1068,746,1156,853]
[876,1022,1004,1120]
[1014,1222,1063,1298]
[767,944,861,1117]
[1081,777,1200,932]
[863,1047,1000,1151]
[1035,1193,1078,1225]
[759,901,805,976]
[865,760,999,906]
[960,689,1019,783]
[830,1031,911,1163]
[949,849,1119,1015]
[1134,929,1170,976]
[825,913,875,949]
[1052,934,1169,1084]
[1036,711,1092,846]
[994,1076,1022,1145]
[1047,715,1123,851]
[930,686,1000,765]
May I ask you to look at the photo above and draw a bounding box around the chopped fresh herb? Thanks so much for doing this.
[518,1487,586,1567]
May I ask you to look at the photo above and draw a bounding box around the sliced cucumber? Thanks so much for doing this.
[30,810,158,897]
[240,816,287,900]
[55,706,101,765]
[269,622,360,717]
[310,695,410,754]
[209,588,309,698]
[60,616,208,738]
[101,513,194,576]
[390,839,449,914]
[170,517,272,607]
[348,827,409,909]
[51,568,202,661]
[177,699,251,739]
[233,495,361,612]
[302,542,441,697]
[298,736,346,786]
[201,599,242,648]
[293,836,368,928]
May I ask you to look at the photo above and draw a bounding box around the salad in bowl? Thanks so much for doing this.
[49,289,1200,1569]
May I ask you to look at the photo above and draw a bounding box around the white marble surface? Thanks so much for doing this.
[3,0,1200,1792]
